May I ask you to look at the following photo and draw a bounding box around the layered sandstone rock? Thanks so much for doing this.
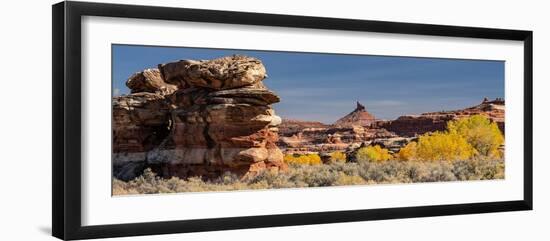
[126,68,177,95]
[112,93,170,161]
[279,125,397,154]
[334,102,377,127]
[278,119,329,136]
[278,114,396,155]
[374,115,453,138]
[379,98,505,137]
[158,55,267,90]
[113,55,286,180]
[277,102,394,155]
[277,98,505,156]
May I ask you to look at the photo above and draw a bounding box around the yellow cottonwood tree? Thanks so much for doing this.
[396,115,503,161]
[414,131,476,161]
[329,151,347,163]
[356,145,392,162]
[396,141,417,161]
[283,154,322,165]
[447,115,504,159]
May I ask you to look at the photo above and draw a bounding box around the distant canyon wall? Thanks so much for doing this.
[377,98,505,137]
[277,98,505,155]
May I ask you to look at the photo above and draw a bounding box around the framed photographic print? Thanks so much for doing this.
[52,1,533,240]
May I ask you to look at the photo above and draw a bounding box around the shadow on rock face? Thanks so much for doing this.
[112,55,287,180]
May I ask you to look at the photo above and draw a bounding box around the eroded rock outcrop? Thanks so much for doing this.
[378,98,505,137]
[113,55,286,180]
[277,103,395,155]
[334,101,377,127]
[276,99,504,156]
[278,124,397,154]
[158,55,267,90]
[278,119,329,136]
[126,68,177,95]
[112,94,170,161]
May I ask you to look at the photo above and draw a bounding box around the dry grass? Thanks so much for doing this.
[113,159,504,195]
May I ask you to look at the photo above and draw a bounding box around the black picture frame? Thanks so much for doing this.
[52,1,533,240]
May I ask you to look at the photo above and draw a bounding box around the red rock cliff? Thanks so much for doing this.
[333,101,377,127]
[112,55,286,180]
[378,98,505,137]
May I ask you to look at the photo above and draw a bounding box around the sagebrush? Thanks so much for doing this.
[113,159,504,195]
[113,115,505,195]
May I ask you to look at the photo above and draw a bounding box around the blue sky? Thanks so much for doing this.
[112,45,504,123]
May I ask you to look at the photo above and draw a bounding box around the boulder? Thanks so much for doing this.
[126,68,177,95]
[158,55,267,90]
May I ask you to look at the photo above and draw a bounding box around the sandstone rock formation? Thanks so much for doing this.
[158,55,267,90]
[113,55,286,180]
[378,98,505,137]
[334,101,377,127]
[374,115,453,138]
[277,99,504,157]
[278,124,396,154]
[126,68,178,95]
[278,119,329,136]
[277,102,395,155]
